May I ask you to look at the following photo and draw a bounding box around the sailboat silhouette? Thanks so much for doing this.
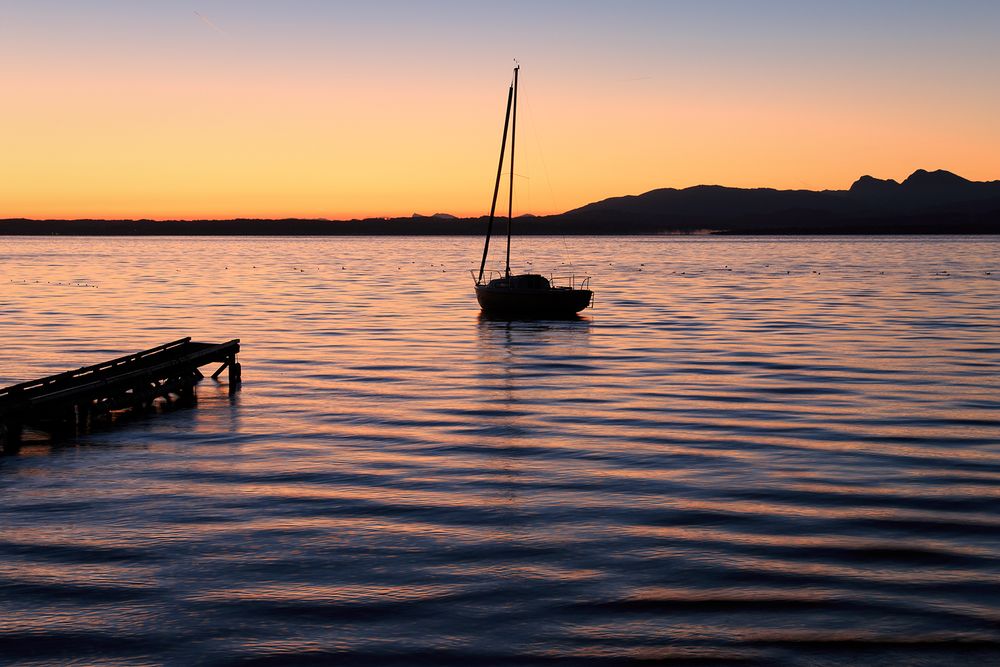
[472,65,593,318]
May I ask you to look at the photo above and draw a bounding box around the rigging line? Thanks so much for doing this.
[522,79,575,275]
[522,89,558,215]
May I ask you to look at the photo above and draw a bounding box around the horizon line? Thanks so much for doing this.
[3,167,995,222]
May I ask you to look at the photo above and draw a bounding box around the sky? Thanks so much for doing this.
[1,1,999,219]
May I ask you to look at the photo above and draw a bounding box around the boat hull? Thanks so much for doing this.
[475,285,592,318]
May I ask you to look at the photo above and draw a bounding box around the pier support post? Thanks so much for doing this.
[1,421,23,455]
[77,403,92,434]
[176,377,197,407]
[228,357,242,394]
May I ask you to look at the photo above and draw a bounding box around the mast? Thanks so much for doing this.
[505,64,519,278]
[477,81,514,285]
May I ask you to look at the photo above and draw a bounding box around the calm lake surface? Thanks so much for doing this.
[1,236,999,666]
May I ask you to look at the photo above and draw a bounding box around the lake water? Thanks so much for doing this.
[1,236,999,666]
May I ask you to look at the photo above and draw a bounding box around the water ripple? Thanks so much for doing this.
[1,236,999,666]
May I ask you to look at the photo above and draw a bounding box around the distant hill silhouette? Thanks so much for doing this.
[562,169,1000,234]
[2,169,998,235]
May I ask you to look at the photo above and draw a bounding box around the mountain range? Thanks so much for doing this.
[560,169,1000,234]
[2,169,998,235]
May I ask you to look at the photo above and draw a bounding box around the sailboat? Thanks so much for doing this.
[473,65,593,318]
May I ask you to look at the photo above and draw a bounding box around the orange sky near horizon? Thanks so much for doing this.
[2,2,999,220]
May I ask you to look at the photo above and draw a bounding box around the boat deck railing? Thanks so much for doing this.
[472,269,505,286]
[472,270,591,291]
[550,275,591,291]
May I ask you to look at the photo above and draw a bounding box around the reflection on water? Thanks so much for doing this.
[476,317,592,517]
[1,236,999,666]
[477,313,592,396]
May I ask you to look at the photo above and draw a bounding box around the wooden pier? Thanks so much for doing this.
[0,338,240,453]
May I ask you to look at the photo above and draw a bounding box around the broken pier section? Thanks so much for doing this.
[0,338,240,453]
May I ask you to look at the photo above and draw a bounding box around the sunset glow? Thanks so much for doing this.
[2,1,999,219]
